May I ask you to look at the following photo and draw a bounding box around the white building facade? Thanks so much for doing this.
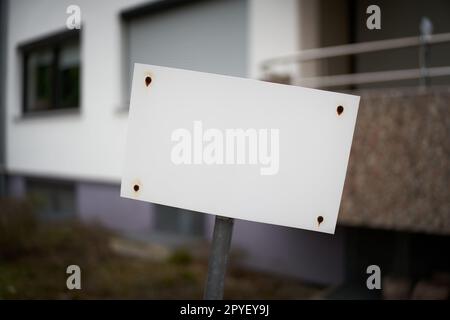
[3,0,346,285]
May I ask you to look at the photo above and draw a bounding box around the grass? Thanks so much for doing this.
[0,198,323,299]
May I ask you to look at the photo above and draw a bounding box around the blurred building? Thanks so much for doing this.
[1,0,449,297]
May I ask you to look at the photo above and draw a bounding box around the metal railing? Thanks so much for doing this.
[261,18,450,88]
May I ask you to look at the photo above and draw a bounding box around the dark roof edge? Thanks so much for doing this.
[17,28,80,52]
[121,0,209,20]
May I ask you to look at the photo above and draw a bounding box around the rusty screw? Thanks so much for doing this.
[145,76,152,87]
[317,216,324,225]
[337,105,344,115]
[133,184,140,192]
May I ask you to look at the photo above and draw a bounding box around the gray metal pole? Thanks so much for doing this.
[204,215,234,300]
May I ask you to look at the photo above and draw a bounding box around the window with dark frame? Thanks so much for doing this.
[20,29,80,114]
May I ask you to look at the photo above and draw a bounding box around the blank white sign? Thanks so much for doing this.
[121,64,360,234]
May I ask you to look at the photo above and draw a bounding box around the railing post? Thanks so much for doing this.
[419,17,433,87]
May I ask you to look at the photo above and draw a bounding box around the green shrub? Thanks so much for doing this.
[0,198,37,258]
[167,249,193,266]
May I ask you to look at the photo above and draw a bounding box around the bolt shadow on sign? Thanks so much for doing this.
[121,64,360,234]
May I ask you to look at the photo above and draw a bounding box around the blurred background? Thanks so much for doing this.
[0,0,449,299]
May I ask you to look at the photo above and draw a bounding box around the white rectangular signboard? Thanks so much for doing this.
[121,64,360,234]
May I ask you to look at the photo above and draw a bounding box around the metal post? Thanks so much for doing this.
[419,17,433,87]
[204,215,234,300]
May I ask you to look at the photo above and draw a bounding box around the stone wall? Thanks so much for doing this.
[340,86,450,235]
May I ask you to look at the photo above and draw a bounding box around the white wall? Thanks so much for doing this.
[6,0,150,183]
[6,0,301,183]
[248,0,300,78]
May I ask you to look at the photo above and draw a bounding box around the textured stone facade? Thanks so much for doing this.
[340,86,450,235]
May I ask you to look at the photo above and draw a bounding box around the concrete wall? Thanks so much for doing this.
[0,0,7,195]
[77,182,153,233]
[7,175,26,198]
